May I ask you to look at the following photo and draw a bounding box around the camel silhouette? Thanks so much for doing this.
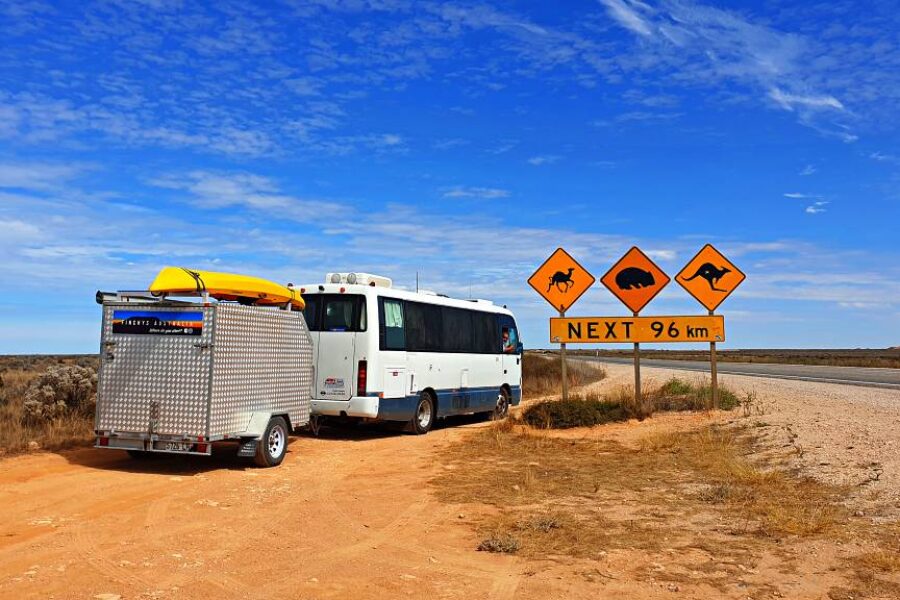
[684,263,731,292]
[547,268,575,293]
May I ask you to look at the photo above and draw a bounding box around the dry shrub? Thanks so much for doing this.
[521,392,628,428]
[522,353,605,397]
[22,365,97,423]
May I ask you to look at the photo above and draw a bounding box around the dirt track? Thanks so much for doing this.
[3,364,900,599]
[1,420,523,600]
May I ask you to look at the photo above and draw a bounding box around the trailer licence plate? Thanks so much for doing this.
[154,441,193,452]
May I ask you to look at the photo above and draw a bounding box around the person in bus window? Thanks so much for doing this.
[502,327,515,353]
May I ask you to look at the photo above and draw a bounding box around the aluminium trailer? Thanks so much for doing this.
[94,295,314,467]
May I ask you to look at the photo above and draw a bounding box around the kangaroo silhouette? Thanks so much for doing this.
[547,268,575,293]
[615,267,655,290]
[684,263,731,292]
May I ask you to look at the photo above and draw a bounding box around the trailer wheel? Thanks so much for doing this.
[493,388,510,421]
[410,391,435,435]
[254,416,289,467]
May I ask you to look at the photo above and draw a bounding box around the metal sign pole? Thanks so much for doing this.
[709,308,719,410]
[560,308,568,401]
[633,310,641,411]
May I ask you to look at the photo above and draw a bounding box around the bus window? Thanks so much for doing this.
[380,298,406,350]
[302,295,320,331]
[472,311,499,353]
[405,301,442,352]
[323,295,366,332]
[499,315,520,354]
[441,307,473,353]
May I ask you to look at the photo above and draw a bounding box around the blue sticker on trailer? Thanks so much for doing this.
[112,310,203,336]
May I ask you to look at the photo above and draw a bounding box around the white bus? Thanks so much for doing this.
[298,272,523,434]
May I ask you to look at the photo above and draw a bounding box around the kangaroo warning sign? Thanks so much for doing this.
[550,315,725,344]
[676,244,745,312]
[528,247,595,313]
[600,246,670,314]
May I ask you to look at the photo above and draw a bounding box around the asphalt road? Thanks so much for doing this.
[579,356,900,390]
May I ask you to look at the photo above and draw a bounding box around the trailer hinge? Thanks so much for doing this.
[193,342,212,350]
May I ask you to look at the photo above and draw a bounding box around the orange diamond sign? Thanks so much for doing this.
[528,248,595,313]
[600,247,670,314]
[676,244,745,312]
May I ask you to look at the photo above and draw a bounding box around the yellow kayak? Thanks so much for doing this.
[149,267,305,310]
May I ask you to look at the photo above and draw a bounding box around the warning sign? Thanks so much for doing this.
[600,247,670,314]
[675,244,745,312]
[527,248,595,313]
[550,315,725,344]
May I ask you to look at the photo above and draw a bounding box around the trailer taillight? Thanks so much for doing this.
[98,436,109,446]
[357,360,367,396]
[196,443,208,453]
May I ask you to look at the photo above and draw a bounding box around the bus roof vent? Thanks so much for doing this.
[325,273,393,288]
[468,299,494,305]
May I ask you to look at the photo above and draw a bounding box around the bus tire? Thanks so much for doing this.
[254,416,289,467]
[410,391,435,435]
[493,388,510,420]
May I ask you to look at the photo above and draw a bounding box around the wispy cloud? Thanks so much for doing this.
[870,152,900,165]
[783,192,822,199]
[805,201,828,214]
[0,161,87,192]
[442,186,510,200]
[799,164,816,176]
[527,155,561,166]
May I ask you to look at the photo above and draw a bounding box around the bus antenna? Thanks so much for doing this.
[416,271,419,293]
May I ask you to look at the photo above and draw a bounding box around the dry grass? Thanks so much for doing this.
[0,355,97,456]
[433,418,855,593]
[522,353,606,397]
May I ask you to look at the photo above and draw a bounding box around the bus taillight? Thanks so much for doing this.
[357,360,367,396]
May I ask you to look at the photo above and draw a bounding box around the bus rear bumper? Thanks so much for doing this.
[311,396,379,419]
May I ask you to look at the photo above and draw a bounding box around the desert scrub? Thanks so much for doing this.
[521,378,740,429]
[22,365,97,423]
[0,361,98,455]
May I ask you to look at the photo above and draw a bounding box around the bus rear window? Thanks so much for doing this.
[303,294,366,332]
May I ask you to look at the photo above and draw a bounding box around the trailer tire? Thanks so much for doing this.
[410,391,435,435]
[254,416,289,467]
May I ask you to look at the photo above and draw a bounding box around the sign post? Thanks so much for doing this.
[676,244,746,410]
[528,248,595,401]
[600,247,670,408]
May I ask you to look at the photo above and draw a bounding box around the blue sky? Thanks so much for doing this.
[1,0,899,353]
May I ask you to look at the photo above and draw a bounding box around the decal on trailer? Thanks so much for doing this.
[112,311,203,336]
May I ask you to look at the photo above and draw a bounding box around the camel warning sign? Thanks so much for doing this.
[676,244,745,312]
[528,247,595,313]
[600,247,670,314]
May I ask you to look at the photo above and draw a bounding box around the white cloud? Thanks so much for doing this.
[0,162,86,192]
[805,201,828,214]
[600,0,652,37]
[527,155,561,166]
[442,186,511,200]
[150,171,346,221]
[768,88,844,112]
[783,192,821,199]
[799,164,816,176]
[870,152,900,165]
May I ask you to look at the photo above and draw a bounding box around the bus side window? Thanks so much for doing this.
[380,298,405,350]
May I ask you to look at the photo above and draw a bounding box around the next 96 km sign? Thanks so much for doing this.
[550,315,725,344]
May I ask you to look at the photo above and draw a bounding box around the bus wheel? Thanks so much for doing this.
[493,388,510,420]
[411,392,435,435]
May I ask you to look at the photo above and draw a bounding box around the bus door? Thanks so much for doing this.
[315,294,365,401]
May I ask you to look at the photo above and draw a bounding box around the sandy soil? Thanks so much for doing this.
[596,362,900,515]
[1,365,898,599]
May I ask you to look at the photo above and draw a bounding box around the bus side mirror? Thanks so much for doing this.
[516,342,524,354]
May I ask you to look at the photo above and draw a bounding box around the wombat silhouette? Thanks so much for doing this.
[615,267,655,290]
[683,262,731,292]
[547,268,575,293]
